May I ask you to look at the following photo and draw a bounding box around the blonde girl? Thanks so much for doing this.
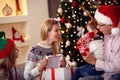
[24,18,65,80]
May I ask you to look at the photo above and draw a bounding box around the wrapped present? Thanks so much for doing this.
[40,67,77,80]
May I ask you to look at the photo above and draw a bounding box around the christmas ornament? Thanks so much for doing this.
[66,40,70,46]
[2,4,12,16]
[65,22,72,29]
[65,55,70,61]
[57,8,63,14]
[72,14,76,18]
[68,0,73,2]
[72,2,77,7]
[83,11,89,16]
[76,26,85,37]
[65,55,71,67]
[60,0,64,2]
[60,18,66,23]
[12,27,24,42]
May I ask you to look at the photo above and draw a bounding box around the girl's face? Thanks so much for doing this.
[86,25,93,32]
[48,24,61,44]
[86,25,98,36]
[97,22,112,35]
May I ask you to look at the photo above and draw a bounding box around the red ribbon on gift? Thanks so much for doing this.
[70,67,74,77]
[51,68,55,80]
[40,75,42,80]
[40,68,55,80]
[40,67,46,80]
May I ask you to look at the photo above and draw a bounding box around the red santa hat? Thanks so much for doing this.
[94,5,120,35]
[0,31,14,59]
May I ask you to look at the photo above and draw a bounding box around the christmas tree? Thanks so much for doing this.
[56,0,119,67]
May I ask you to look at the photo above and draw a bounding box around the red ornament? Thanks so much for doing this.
[60,18,66,23]
[72,2,77,7]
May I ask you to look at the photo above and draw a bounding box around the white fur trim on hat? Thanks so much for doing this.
[94,9,112,25]
[112,21,120,35]
[112,28,120,35]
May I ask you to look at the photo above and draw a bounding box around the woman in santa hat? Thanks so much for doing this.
[0,31,19,80]
[78,5,120,80]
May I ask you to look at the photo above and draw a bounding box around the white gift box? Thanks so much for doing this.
[40,67,77,80]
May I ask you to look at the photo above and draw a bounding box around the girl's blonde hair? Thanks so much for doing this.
[39,18,61,54]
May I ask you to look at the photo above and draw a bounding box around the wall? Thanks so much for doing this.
[27,0,49,46]
[48,0,60,18]
[16,0,49,64]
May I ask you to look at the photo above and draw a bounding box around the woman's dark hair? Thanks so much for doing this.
[0,46,18,80]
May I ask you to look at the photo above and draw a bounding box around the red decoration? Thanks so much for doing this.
[76,32,95,56]
[12,27,24,42]
[51,68,55,80]
[60,18,66,23]
[72,2,77,7]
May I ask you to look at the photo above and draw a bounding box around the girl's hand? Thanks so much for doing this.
[79,49,84,54]
[38,57,48,71]
[82,51,96,65]
[60,57,66,67]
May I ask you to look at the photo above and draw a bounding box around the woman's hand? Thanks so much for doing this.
[38,57,48,71]
[82,51,96,65]
[60,57,66,67]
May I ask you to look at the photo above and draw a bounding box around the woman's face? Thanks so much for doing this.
[97,22,112,35]
[48,24,61,44]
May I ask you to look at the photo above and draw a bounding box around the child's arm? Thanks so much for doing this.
[76,32,94,53]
